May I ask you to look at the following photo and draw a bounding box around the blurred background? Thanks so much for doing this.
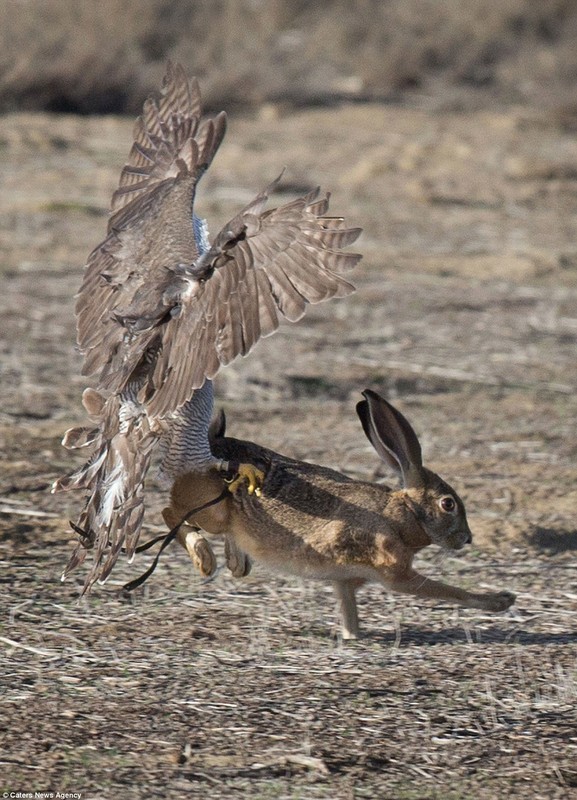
[1,0,577,115]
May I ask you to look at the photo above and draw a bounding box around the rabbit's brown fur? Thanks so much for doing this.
[163,391,515,638]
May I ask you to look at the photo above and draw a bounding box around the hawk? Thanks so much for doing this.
[53,62,361,592]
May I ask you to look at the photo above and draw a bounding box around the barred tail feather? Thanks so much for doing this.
[52,447,107,493]
[57,396,159,593]
[62,425,100,450]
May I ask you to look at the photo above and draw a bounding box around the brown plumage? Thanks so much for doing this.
[54,62,362,592]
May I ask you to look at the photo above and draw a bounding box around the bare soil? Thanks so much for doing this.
[1,101,577,798]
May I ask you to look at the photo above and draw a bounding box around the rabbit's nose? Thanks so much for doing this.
[454,528,472,548]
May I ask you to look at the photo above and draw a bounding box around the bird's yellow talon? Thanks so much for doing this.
[226,463,264,496]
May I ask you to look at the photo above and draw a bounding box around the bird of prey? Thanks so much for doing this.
[53,62,362,593]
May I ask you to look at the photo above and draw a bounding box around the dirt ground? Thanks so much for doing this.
[1,98,577,798]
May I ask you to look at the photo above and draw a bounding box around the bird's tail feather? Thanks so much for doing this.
[53,394,158,593]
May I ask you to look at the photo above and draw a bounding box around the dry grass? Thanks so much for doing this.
[1,0,577,113]
[1,97,577,797]
[2,528,577,799]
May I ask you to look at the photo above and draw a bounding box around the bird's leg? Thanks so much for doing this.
[220,461,264,497]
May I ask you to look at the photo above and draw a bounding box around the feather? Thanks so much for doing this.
[57,62,362,589]
[62,426,100,450]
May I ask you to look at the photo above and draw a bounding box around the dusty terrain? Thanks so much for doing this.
[1,99,577,798]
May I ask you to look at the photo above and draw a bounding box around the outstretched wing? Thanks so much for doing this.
[56,62,362,591]
[76,61,227,389]
[75,63,361,420]
[141,184,361,416]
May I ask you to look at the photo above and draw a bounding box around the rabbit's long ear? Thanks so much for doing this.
[356,390,424,488]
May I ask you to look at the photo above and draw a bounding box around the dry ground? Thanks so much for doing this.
[1,99,577,798]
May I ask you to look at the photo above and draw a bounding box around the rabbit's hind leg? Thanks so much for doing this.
[162,506,217,577]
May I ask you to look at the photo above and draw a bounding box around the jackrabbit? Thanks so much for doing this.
[163,390,516,638]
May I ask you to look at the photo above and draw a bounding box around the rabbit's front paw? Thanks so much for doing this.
[225,537,252,578]
[483,591,516,612]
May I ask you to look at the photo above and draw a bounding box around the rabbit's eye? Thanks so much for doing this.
[439,495,456,513]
